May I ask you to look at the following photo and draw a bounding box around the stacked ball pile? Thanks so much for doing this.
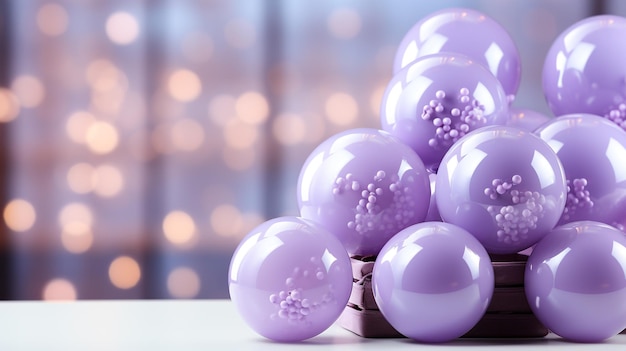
[229,8,626,343]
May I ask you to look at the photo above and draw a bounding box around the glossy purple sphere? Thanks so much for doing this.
[228,216,352,342]
[393,8,521,97]
[436,126,567,254]
[506,108,551,132]
[297,128,430,256]
[381,53,509,171]
[543,15,626,126]
[535,114,626,227]
[372,222,494,343]
[525,221,626,342]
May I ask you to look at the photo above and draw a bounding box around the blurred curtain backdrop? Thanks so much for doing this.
[0,0,613,299]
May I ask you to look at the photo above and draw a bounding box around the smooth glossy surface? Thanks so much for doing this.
[393,8,521,97]
[535,114,626,226]
[381,53,509,171]
[372,222,494,343]
[297,128,430,256]
[543,15,626,122]
[525,221,626,342]
[436,126,567,254]
[507,108,551,131]
[425,173,442,221]
[228,216,352,342]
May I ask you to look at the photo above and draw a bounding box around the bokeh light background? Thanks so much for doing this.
[0,0,621,300]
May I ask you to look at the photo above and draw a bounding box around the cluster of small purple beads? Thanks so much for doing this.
[485,175,547,244]
[334,171,416,235]
[605,104,626,130]
[561,178,593,222]
[269,264,332,324]
[421,88,486,148]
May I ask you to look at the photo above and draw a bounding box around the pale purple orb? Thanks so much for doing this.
[372,221,494,343]
[394,8,521,97]
[228,216,352,342]
[297,128,431,256]
[525,221,626,342]
[436,126,567,254]
[535,114,626,227]
[381,53,509,172]
[543,15,626,126]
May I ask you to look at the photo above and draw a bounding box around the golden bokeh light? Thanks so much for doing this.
[181,32,214,63]
[327,8,362,39]
[93,164,124,197]
[208,94,236,126]
[210,204,243,237]
[42,278,77,301]
[235,91,269,125]
[11,75,45,108]
[36,3,69,37]
[167,267,201,298]
[86,121,120,154]
[325,92,358,126]
[65,111,96,144]
[222,147,255,171]
[59,202,94,228]
[3,199,36,232]
[105,11,140,45]
[171,118,205,152]
[223,119,258,150]
[272,113,306,145]
[224,19,256,49]
[168,69,202,102]
[90,86,126,115]
[162,210,196,245]
[62,220,90,237]
[0,88,20,122]
[67,163,95,194]
[61,225,93,254]
[86,59,127,92]
[109,256,141,289]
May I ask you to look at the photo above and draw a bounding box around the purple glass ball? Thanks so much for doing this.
[393,8,521,97]
[525,221,626,342]
[228,216,352,342]
[543,15,626,127]
[436,126,567,254]
[381,53,509,171]
[297,128,430,256]
[372,221,494,343]
[506,108,551,132]
[535,114,626,227]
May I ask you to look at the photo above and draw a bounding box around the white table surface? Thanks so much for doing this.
[0,299,624,350]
